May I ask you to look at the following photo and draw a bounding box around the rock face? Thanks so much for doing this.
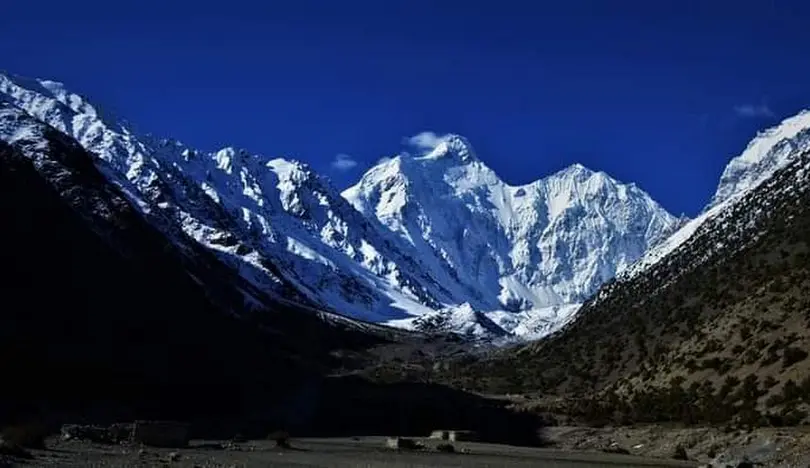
[442,115,810,428]
[346,139,679,338]
[623,108,810,280]
[0,73,681,340]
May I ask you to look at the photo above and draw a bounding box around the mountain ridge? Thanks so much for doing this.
[0,71,680,340]
[344,135,680,337]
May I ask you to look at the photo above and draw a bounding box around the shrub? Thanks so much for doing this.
[781,347,808,369]
[764,376,778,389]
[435,443,455,453]
[268,430,291,448]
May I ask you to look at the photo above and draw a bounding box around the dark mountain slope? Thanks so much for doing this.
[0,107,398,427]
[442,148,810,426]
[0,134,292,423]
[0,108,543,444]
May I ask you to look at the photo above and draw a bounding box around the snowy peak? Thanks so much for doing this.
[713,109,810,206]
[417,133,478,163]
[344,133,680,336]
[622,108,810,280]
[0,71,683,342]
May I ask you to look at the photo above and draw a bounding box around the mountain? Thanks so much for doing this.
[440,110,810,427]
[0,72,678,340]
[622,110,810,279]
[0,72,448,323]
[0,102,545,444]
[344,134,680,337]
[0,99,375,425]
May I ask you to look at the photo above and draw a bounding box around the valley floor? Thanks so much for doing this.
[15,435,699,468]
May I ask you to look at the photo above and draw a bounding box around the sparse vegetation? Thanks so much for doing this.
[268,431,291,448]
[433,149,810,428]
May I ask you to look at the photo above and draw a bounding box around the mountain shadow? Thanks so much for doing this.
[0,114,545,445]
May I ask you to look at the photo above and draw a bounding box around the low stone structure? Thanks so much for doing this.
[61,423,133,444]
[429,430,478,442]
[449,430,478,442]
[385,437,420,450]
[130,421,190,448]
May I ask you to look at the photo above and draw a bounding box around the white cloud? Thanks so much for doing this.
[405,131,448,151]
[330,153,358,171]
[734,104,775,118]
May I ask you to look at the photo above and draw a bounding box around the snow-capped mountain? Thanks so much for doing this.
[0,72,680,339]
[621,109,810,280]
[344,134,681,337]
[0,72,454,323]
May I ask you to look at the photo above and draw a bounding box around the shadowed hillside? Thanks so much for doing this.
[440,149,810,427]
[0,115,544,444]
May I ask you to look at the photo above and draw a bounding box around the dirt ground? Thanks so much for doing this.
[5,426,810,467]
[546,425,810,467]
[7,435,698,468]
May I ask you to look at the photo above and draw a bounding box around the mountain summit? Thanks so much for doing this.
[344,136,680,337]
[0,72,680,340]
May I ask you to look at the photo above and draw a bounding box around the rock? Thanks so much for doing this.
[167,451,181,462]
[672,444,688,460]
[601,445,630,455]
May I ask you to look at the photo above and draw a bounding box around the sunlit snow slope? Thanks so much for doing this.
[1,72,680,340]
[621,110,810,280]
[343,134,680,338]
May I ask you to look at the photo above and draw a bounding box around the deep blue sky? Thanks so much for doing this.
[3,0,810,216]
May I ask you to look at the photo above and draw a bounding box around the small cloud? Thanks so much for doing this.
[330,153,358,171]
[376,156,393,164]
[734,103,775,118]
[405,131,448,151]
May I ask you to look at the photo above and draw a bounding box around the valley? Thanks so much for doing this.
[2,70,810,468]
